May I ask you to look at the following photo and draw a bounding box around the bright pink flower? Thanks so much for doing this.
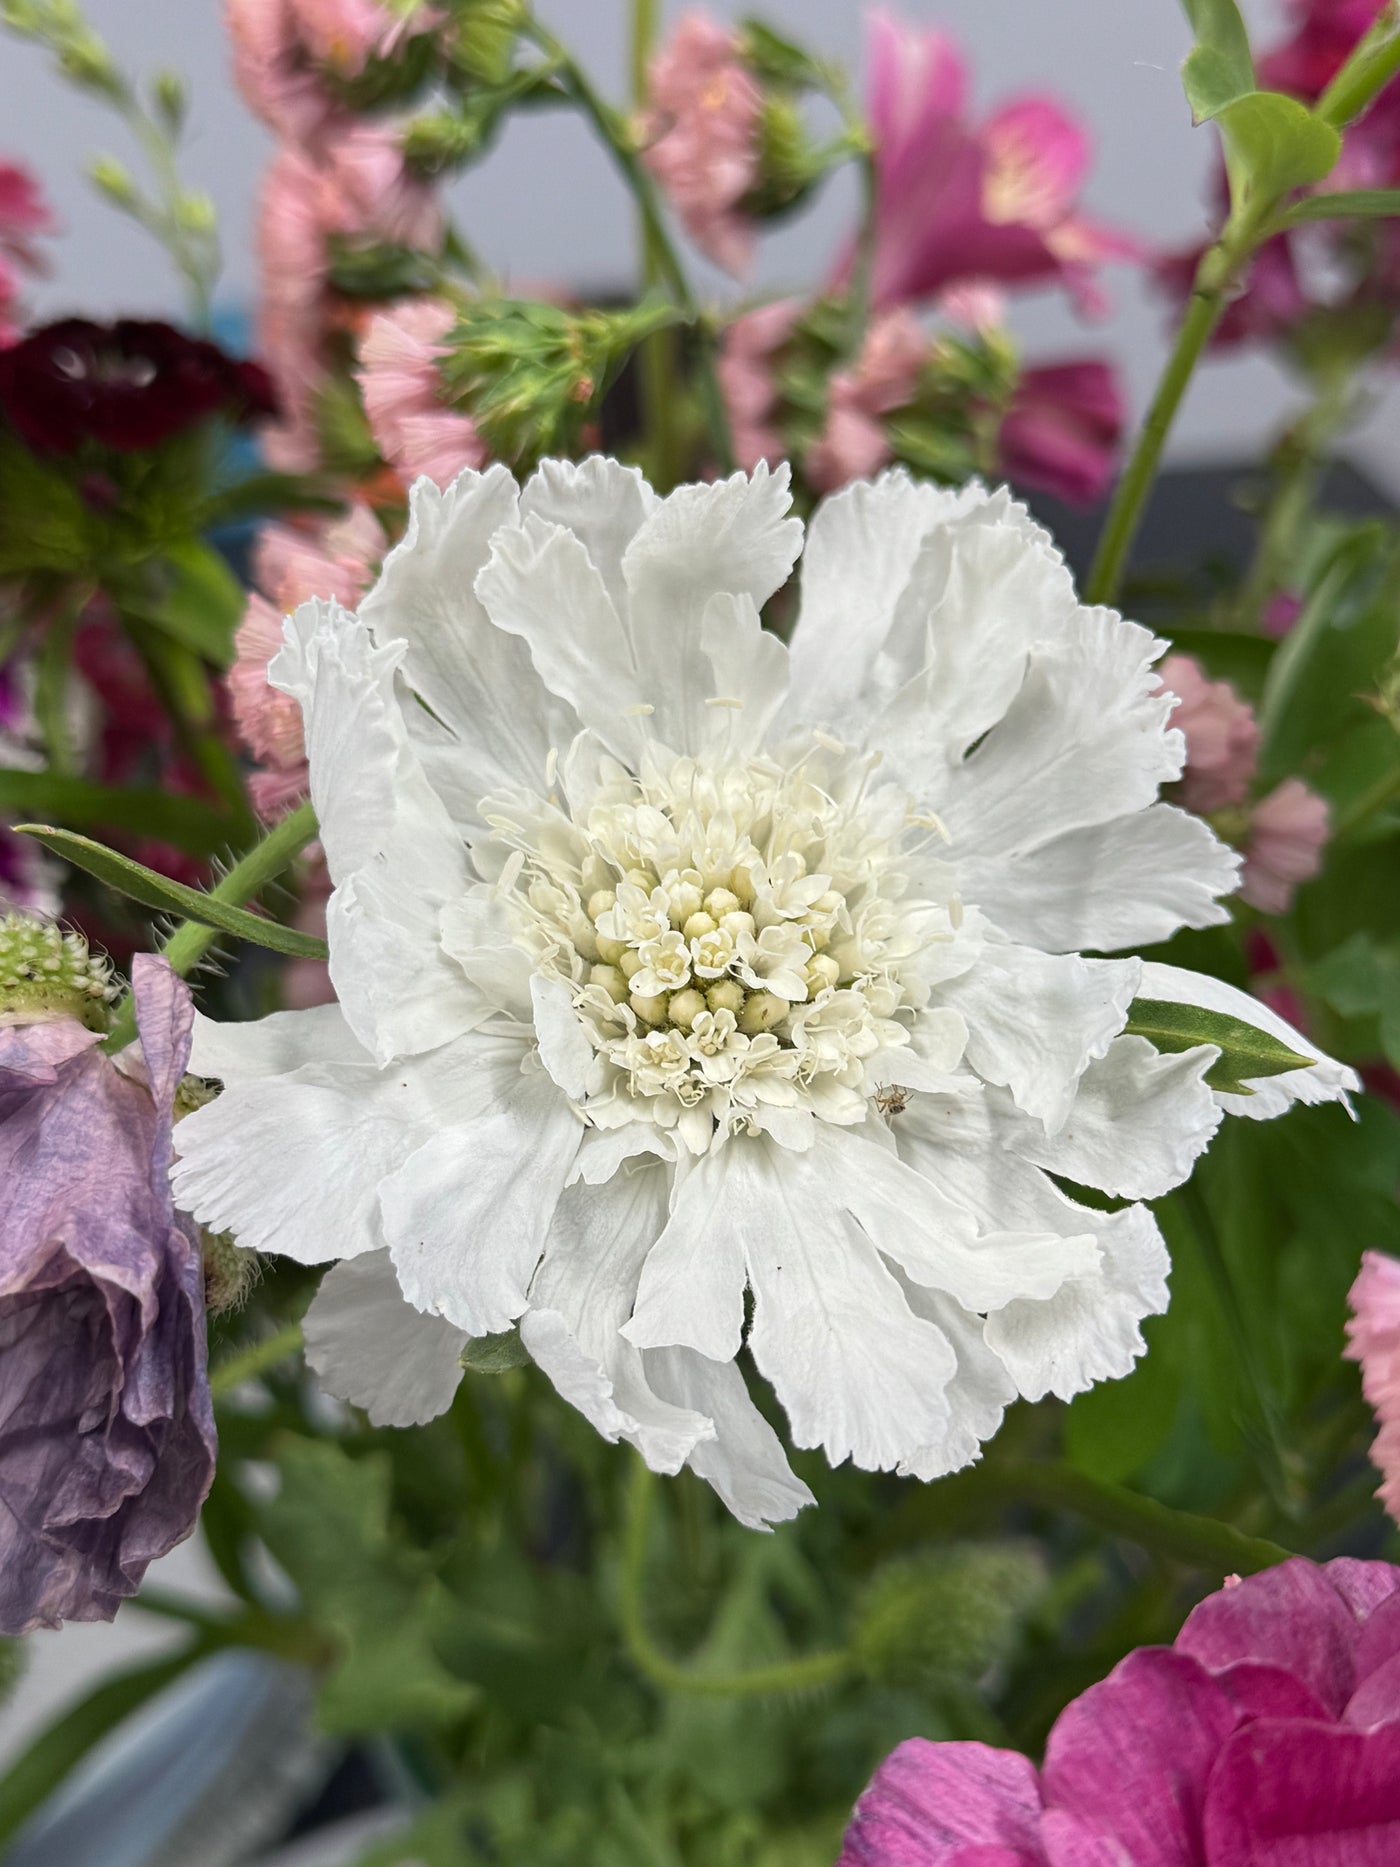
[717,299,799,471]
[1263,590,1305,637]
[841,1557,1400,1866]
[998,359,1124,505]
[807,309,928,492]
[863,11,1138,313]
[0,159,53,345]
[642,13,761,275]
[1157,653,1261,813]
[1241,777,1331,914]
[1347,1252,1400,1524]
[356,297,486,486]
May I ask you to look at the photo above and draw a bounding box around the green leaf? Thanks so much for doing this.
[1124,996,1312,1096]
[201,470,347,529]
[124,538,245,666]
[1284,186,1400,224]
[14,826,327,960]
[0,773,237,855]
[0,1649,203,1846]
[460,1326,531,1373]
[261,1436,477,1735]
[1308,933,1400,1066]
[1218,91,1342,208]
[1180,0,1256,122]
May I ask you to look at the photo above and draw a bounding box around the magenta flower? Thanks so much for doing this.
[0,158,53,345]
[1157,653,1261,814]
[0,954,216,1633]
[841,1557,1400,1866]
[864,11,1138,314]
[998,359,1124,506]
[1348,1251,1400,1524]
[642,13,762,275]
[355,296,487,487]
[1241,777,1331,915]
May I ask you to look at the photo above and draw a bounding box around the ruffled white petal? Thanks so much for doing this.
[959,804,1239,955]
[520,456,659,618]
[383,1050,583,1336]
[645,1349,815,1529]
[623,1146,755,1360]
[303,1250,467,1426]
[892,1280,1018,1481]
[520,1170,714,1474]
[186,1001,370,1081]
[1139,961,1359,1118]
[272,598,480,1065]
[941,942,1140,1131]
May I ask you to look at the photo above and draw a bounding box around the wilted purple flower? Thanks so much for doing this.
[840,1556,1400,1865]
[0,954,216,1633]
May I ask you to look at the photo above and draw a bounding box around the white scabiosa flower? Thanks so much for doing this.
[173,461,1356,1527]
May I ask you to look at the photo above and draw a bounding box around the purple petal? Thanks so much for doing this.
[1041,1647,1238,1866]
[839,1738,1048,1865]
[0,1016,104,1093]
[1176,1559,1360,1717]
[1203,1721,1400,1864]
[1322,1557,1400,1624]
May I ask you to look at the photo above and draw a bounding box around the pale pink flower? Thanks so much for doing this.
[1241,778,1330,914]
[227,0,436,140]
[807,309,928,493]
[643,13,761,276]
[1347,1252,1400,1524]
[356,297,487,486]
[1157,654,1261,814]
[717,299,799,471]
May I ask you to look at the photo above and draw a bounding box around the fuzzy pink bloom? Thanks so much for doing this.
[863,11,1138,314]
[643,13,761,275]
[998,359,1124,505]
[227,0,436,140]
[1347,1252,1400,1524]
[807,309,928,493]
[356,297,487,486]
[717,299,799,471]
[1241,777,1331,914]
[842,1556,1400,1866]
[1157,653,1261,814]
[229,504,384,806]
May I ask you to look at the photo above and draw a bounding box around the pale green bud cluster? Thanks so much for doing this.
[852,1544,1046,1689]
[0,913,119,1031]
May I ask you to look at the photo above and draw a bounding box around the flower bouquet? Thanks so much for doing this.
[1,0,1400,1861]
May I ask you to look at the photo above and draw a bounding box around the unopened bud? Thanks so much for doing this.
[200,1228,260,1316]
[88,153,138,209]
[459,1324,530,1373]
[853,1544,1045,1689]
[152,69,186,132]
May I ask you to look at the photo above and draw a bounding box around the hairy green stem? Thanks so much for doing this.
[620,1462,854,1697]
[209,1321,305,1400]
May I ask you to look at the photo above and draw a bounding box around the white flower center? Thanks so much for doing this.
[485,740,960,1149]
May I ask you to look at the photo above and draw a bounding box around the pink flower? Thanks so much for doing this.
[356,297,487,486]
[1262,590,1304,638]
[1157,653,1261,814]
[863,11,1138,313]
[642,13,761,276]
[717,299,799,471]
[841,1557,1400,1866]
[1347,1252,1400,1524]
[0,158,53,345]
[998,359,1124,505]
[807,309,928,492]
[1241,778,1331,914]
[227,0,436,140]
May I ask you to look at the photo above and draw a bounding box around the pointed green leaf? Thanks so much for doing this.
[14,825,327,960]
[0,773,237,855]
[1284,186,1400,224]
[1125,996,1313,1096]
[1181,0,1256,122]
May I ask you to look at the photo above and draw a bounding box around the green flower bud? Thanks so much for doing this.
[200,1227,260,1317]
[0,914,118,1031]
[852,1543,1045,1689]
[87,153,138,209]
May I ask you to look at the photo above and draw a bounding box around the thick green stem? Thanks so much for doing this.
[1317,3,1400,128]
[209,1321,305,1400]
[1086,242,1241,606]
[620,1462,854,1698]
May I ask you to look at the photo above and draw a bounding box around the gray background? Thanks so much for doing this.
[0,0,1395,1791]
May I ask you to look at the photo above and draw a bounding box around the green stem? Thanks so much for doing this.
[209,1321,304,1400]
[33,587,88,777]
[1333,759,1400,838]
[527,20,736,474]
[630,0,680,488]
[125,622,255,836]
[1086,241,1243,606]
[620,1462,854,1697]
[1317,3,1400,129]
[104,799,319,1049]
[1234,381,1354,631]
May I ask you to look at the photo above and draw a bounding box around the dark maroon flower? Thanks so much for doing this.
[0,318,277,454]
[840,1557,1400,1866]
[0,953,216,1632]
[998,359,1124,505]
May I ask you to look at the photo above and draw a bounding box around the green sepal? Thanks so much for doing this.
[1124,996,1312,1095]
[1180,0,1256,122]
[13,825,328,960]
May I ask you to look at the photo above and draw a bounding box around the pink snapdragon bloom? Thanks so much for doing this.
[1241,777,1331,914]
[864,11,1138,314]
[0,159,53,345]
[1347,1251,1400,1524]
[717,299,799,471]
[998,359,1124,505]
[356,297,487,486]
[1157,653,1261,814]
[807,309,929,492]
[841,1557,1400,1866]
[642,13,761,275]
